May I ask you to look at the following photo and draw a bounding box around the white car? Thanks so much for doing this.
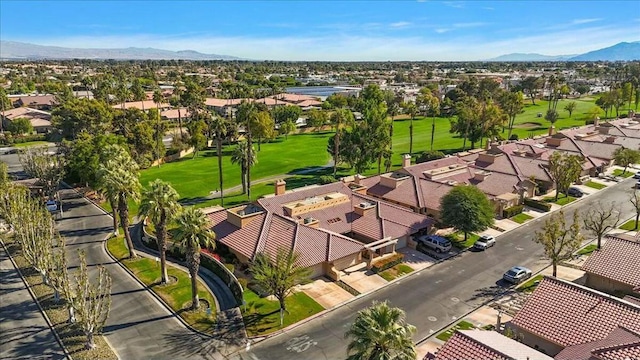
[474,235,496,250]
[634,171,640,179]
[45,200,58,212]
[503,266,532,284]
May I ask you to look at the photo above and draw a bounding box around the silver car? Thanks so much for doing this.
[474,235,496,250]
[503,266,532,284]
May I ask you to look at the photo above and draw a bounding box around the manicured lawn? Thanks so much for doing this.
[584,181,606,190]
[436,320,476,341]
[106,237,218,334]
[619,219,638,231]
[577,244,597,256]
[510,213,533,224]
[613,169,634,178]
[446,232,480,250]
[518,274,544,293]
[12,140,50,148]
[543,194,576,206]
[241,288,325,337]
[379,264,414,282]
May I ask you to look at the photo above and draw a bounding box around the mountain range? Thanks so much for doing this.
[487,41,640,62]
[0,40,639,61]
[0,41,240,60]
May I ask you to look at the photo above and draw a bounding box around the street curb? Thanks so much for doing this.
[0,237,73,360]
[102,235,217,340]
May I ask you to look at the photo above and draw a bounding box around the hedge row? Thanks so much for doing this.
[503,205,524,218]
[371,253,404,273]
[200,253,244,306]
[523,198,552,212]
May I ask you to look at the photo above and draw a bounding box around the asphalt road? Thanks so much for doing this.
[244,177,638,360]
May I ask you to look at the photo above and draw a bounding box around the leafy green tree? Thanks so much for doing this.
[534,210,583,277]
[52,98,114,139]
[251,111,275,150]
[97,144,141,258]
[279,119,296,140]
[564,101,577,118]
[520,76,543,105]
[306,109,328,132]
[0,87,11,133]
[544,109,559,126]
[0,162,9,188]
[326,93,348,109]
[172,207,215,310]
[548,152,583,200]
[630,191,640,230]
[345,301,416,360]
[19,145,66,199]
[574,84,590,98]
[271,105,301,125]
[186,118,207,158]
[613,147,640,174]
[7,117,33,134]
[416,88,441,150]
[250,248,312,325]
[416,150,445,164]
[138,180,181,284]
[498,91,525,139]
[451,97,504,150]
[329,108,355,175]
[63,133,126,187]
[440,185,495,242]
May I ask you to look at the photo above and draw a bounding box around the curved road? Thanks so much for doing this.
[243,177,638,360]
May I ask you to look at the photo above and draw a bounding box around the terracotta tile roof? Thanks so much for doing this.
[434,330,552,360]
[573,140,620,160]
[593,341,640,360]
[418,178,455,211]
[510,277,640,348]
[362,175,421,209]
[581,236,640,287]
[1,107,52,127]
[275,93,319,103]
[205,98,245,107]
[255,97,295,106]
[296,99,323,107]
[556,326,640,360]
[207,210,265,261]
[111,100,170,110]
[623,295,640,306]
[161,108,191,119]
[13,95,57,106]
[508,155,553,182]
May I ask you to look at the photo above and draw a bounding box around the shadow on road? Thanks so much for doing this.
[103,314,176,333]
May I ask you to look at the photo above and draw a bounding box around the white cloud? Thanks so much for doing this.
[452,22,487,28]
[390,21,412,28]
[435,28,450,34]
[442,1,464,9]
[571,18,602,25]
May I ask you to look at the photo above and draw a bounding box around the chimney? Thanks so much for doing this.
[474,171,491,182]
[275,179,286,196]
[548,125,556,136]
[593,116,600,127]
[402,154,412,168]
[354,174,363,185]
[354,201,376,216]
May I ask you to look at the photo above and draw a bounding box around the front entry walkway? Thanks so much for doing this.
[339,263,388,294]
[298,278,354,308]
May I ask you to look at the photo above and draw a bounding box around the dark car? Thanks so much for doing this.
[567,187,584,197]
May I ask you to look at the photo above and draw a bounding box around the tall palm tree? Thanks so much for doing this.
[345,301,416,360]
[210,113,228,206]
[138,180,181,284]
[230,140,257,196]
[236,101,258,199]
[98,145,141,259]
[329,108,354,176]
[153,88,164,167]
[172,207,215,310]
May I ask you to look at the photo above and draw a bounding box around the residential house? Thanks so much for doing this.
[205,98,245,117]
[429,330,552,360]
[160,108,191,122]
[507,277,640,356]
[11,95,57,110]
[206,181,433,280]
[111,100,171,111]
[581,235,640,296]
[1,107,53,133]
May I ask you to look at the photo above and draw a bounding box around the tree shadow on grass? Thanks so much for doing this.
[466,281,515,304]
[243,308,281,336]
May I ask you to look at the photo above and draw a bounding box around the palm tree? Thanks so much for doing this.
[403,101,418,155]
[250,249,312,326]
[230,140,257,195]
[98,145,141,259]
[236,101,258,199]
[345,301,416,360]
[153,89,164,167]
[172,207,215,310]
[210,113,228,206]
[329,109,354,176]
[138,180,181,284]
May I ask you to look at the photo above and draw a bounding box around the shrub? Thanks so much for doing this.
[237,277,248,290]
[417,150,445,164]
[319,175,336,184]
[503,205,524,218]
[523,197,551,212]
[371,253,404,273]
[585,119,595,125]
[509,134,518,140]
[200,252,243,306]
[224,263,235,274]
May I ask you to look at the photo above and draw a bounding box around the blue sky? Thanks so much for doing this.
[1,1,638,61]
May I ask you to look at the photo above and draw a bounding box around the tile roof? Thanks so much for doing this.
[434,330,552,360]
[593,341,640,360]
[510,277,640,348]
[581,235,640,287]
[13,95,57,106]
[556,326,640,360]
[1,107,52,127]
[111,100,170,110]
[161,108,191,119]
[205,98,246,107]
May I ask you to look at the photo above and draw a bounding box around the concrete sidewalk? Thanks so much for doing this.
[0,240,67,360]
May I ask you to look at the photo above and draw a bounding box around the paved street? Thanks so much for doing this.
[244,178,638,360]
[0,242,66,360]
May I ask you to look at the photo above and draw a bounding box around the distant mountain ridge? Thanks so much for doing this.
[0,41,240,60]
[487,41,640,62]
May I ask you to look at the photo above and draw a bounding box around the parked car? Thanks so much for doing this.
[503,266,532,284]
[636,180,640,189]
[567,187,584,197]
[473,235,496,250]
[633,171,640,179]
[417,235,452,253]
[45,199,58,212]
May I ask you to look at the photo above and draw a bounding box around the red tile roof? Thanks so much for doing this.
[581,236,640,288]
[556,326,640,360]
[593,341,640,360]
[434,330,552,360]
[510,277,640,348]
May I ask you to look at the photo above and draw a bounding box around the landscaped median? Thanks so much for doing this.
[2,235,117,360]
[106,236,218,335]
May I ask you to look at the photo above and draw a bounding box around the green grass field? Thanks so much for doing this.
[543,194,577,206]
[613,169,635,178]
[619,219,639,231]
[511,213,533,224]
[12,140,50,148]
[379,264,414,281]
[241,289,324,336]
[584,181,606,190]
[436,320,476,341]
[577,244,598,256]
[518,274,544,293]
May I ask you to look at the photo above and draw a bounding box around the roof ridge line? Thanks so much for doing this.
[542,276,640,310]
[457,330,513,360]
[252,212,272,261]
